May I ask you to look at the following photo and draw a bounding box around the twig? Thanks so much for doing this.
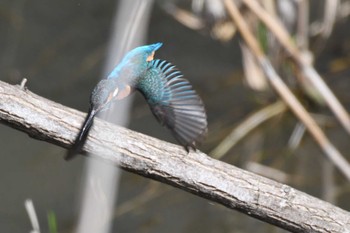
[162,3,205,30]
[210,101,286,159]
[310,0,339,51]
[25,199,40,233]
[241,0,350,136]
[288,122,305,150]
[295,0,309,50]
[322,158,336,204]
[0,79,350,232]
[20,78,27,90]
[223,0,350,181]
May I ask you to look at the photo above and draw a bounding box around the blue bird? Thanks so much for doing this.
[65,43,207,160]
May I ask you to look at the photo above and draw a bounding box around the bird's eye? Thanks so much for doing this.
[112,87,119,97]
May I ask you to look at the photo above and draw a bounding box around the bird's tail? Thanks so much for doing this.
[65,108,96,160]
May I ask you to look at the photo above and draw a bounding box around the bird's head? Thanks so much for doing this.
[124,42,163,65]
[107,43,163,80]
[90,79,120,112]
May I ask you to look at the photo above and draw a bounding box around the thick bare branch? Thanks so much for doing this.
[0,80,349,232]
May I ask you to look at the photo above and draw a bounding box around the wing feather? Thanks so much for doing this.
[137,59,207,150]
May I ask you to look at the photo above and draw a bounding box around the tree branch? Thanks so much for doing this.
[0,80,349,232]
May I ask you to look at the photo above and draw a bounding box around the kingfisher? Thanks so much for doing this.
[65,43,207,160]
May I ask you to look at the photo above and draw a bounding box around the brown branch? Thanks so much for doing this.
[0,80,349,232]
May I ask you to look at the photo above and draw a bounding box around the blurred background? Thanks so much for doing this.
[1,0,350,232]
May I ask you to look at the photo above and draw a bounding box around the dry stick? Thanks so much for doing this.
[25,199,41,233]
[242,0,350,136]
[296,1,310,49]
[313,0,339,48]
[1,81,350,232]
[296,0,309,50]
[322,0,339,38]
[223,0,350,181]
[288,122,306,150]
[210,101,286,159]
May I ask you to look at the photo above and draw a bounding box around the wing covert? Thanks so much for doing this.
[137,59,207,150]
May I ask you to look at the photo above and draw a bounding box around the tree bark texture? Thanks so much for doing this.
[0,80,349,232]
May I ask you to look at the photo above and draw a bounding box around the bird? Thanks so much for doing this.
[65,43,207,160]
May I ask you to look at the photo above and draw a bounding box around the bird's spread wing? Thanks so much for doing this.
[137,59,207,150]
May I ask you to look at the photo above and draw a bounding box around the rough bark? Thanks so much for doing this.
[0,80,349,232]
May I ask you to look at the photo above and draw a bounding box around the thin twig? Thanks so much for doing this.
[210,101,286,159]
[295,0,309,50]
[20,78,27,90]
[322,158,336,204]
[223,0,350,181]
[311,0,339,51]
[288,122,306,150]
[242,0,350,136]
[25,199,41,233]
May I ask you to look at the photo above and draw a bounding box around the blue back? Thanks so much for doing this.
[107,43,163,86]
